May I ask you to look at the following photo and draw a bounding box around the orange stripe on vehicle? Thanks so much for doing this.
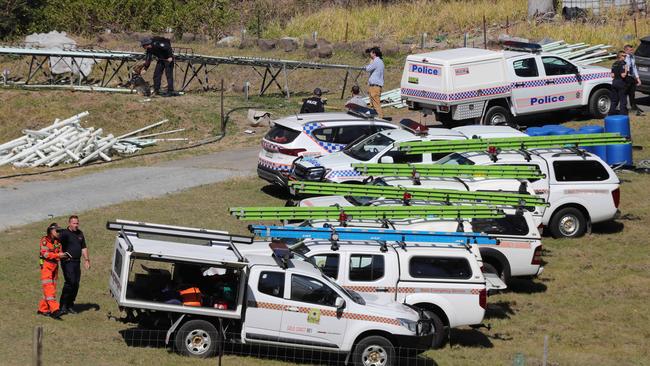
[252,301,399,325]
[498,241,532,249]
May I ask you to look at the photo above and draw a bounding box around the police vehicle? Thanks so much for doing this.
[107,220,433,363]
[258,111,396,186]
[400,42,613,125]
[290,121,525,184]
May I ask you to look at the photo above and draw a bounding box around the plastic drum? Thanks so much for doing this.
[526,127,546,136]
[604,115,632,166]
[578,125,606,159]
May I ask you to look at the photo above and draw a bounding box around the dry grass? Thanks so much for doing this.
[0,172,649,365]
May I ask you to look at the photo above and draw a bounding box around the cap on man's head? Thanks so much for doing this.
[46,222,61,235]
[140,37,153,47]
[351,85,360,95]
[313,87,322,96]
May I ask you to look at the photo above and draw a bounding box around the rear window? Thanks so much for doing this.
[349,254,384,281]
[471,215,530,236]
[553,160,609,181]
[409,256,472,279]
[636,41,650,58]
[265,124,300,144]
[113,249,123,276]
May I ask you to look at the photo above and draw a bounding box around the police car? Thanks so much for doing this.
[290,121,525,184]
[401,42,613,125]
[108,220,433,362]
[438,149,621,238]
[258,112,396,186]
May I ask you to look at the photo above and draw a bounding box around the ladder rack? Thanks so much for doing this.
[398,133,628,154]
[287,181,547,207]
[249,225,498,245]
[229,205,505,221]
[351,163,544,179]
[106,219,253,245]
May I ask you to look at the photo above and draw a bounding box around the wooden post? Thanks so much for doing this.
[506,16,509,34]
[634,16,638,39]
[282,63,290,99]
[32,326,43,366]
[220,79,225,134]
[256,10,261,40]
[483,14,487,49]
[345,22,349,43]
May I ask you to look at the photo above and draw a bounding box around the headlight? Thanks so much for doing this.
[397,318,418,333]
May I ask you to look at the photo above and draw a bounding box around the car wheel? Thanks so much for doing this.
[353,335,395,366]
[423,310,447,349]
[174,319,220,358]
[483,105,512,126]
[483,261,511,284]
[549,207,587,238]
[588,89,611,118]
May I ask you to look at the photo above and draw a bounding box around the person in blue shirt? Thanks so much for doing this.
[624,44,645,116]
[610,51,629,116]
[365,47,385,118]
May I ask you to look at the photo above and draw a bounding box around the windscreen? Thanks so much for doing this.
[437,153,475,165]
[344,133,394,161]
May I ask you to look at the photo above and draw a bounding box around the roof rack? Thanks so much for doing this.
[398,133,629,155]
[249,225,498,246]
[229,205,505,221]
[287,181,547,208]
[351,163,544,179]
[501,40,543,53]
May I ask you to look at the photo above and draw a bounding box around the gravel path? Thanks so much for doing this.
[0,147,260,231]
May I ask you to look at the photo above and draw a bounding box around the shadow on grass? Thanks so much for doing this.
[261,184,293,200]
[73,303,101,313]
[506,279,548,294]
[485,300,516,320]
[591,220,625,235]
[449,328,494,348]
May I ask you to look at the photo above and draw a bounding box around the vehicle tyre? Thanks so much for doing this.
[353,335,396,366]
[483,261,511,284]
[174,319,220,358]
[423,311,447,349]
[549,207,587,238]
[588,89,611,118]
[483,105,512,126]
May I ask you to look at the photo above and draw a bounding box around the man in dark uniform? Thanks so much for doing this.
[300,88,325,113]
[140,36,175,96]
[59,215,91,314]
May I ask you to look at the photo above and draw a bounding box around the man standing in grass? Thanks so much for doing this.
[59,215,91,314]
[365,47,384,118]
[140,36,175,97]
[624,44,645,116]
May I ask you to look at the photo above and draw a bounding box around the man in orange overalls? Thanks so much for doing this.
[38,223,67,319]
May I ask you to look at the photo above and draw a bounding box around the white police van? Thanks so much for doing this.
[107,220,433,363]
[400,43,612,125]
[290,122,525,184]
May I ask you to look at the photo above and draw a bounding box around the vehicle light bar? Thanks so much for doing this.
[397,133,629,154]
[351,163,544,179]
[287,181,548,207]
[250,225,498,245]
[229,205,505,220]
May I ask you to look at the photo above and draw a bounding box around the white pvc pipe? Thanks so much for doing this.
[116,119,169,140]
[78,136,117,165]
[126,128,185,139]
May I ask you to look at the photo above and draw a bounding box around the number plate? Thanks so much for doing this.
[265,151,274,158]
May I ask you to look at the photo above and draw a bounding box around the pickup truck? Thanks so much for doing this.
[400,44,612,125]
[107,220,432,363]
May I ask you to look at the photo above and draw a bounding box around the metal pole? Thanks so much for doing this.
[483,14,487,49]
[464,33,468,47]
[220,78,225,134]
[282,63,290,99]
[341,69,350,99]
[32,326,43,366]
[345,22,349,43]
[634,16,638,39]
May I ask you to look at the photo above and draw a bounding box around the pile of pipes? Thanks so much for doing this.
[361,89,407,110]
[0,112,186,168]
[542,40,614,65]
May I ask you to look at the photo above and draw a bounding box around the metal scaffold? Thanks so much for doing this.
[0,45,364,96]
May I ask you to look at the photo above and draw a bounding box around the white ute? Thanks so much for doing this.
[400,44,612,125]
[107,220,433,364]
[438,149,621,238]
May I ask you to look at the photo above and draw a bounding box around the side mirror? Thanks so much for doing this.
[335,296,346,309]
[379,155,394,164]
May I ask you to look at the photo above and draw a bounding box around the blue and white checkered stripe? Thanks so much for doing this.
[512,72,611,89]
[258,158,292,172]
[449,85,511,100]
[327,169,363,179]
[401,88,448,101]
[302,157,322,167]
[303,122,345,153]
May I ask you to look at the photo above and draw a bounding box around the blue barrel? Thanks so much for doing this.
[526,127,546,136]
[604,115,633,166]
[578,125,606,159]
[547,126,573,135]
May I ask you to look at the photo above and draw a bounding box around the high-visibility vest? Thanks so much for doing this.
[39,236,61,267]
[179,287,202,306]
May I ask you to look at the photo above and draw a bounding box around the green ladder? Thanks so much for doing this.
[351,163,544,179]
[398,133,628,154]
[288,181,547,207]
[229,205,505,221]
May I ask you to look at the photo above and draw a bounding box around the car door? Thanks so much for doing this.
[243,269,286,341]
[340,250,398,304]
[538,56,583,110]
[280,272,348,349]
[509,56,548,114]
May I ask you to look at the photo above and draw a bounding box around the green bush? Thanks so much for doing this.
[0,0,45,39]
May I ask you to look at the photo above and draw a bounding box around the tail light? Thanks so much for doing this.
[531,245,543,265]
[479,288,487,309]
[612,188,620,208]
[278,147,307,156]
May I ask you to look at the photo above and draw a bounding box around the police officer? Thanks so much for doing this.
[140,36,175,96]
[38,223,67,319]
[59,215,91,314]
[300,88,325,113]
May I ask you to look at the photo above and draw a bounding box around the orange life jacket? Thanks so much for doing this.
[39,236,61,267]
[179,287,202,306]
